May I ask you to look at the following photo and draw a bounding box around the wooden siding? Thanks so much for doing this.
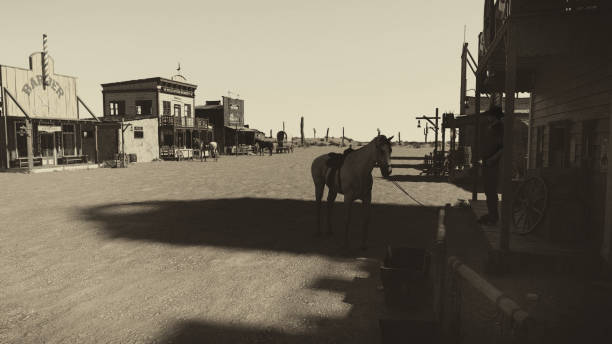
[0,53,78,120]
[530,58,612,169]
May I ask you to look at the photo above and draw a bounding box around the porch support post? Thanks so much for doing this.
[25,119,33,172]
[500,26,517,252]
[472,80,482,201]
[602,96,612,263]
[94,124,99,163]
[2,87,9,168]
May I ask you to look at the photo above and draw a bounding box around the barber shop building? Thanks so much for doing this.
[0,51,102,170]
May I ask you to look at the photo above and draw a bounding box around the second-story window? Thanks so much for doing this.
[109,101,125,116]
[135,100,152,115]
[163,101,171,116]
[174,104,181,117]
[184,104,191,117]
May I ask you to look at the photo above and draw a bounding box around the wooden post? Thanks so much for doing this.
[326,128,329,142]
[398,132,401,145]
[1,88,9,168]
[441,115,446,160]
[342,127,345,147]
[25,120,33,172]
[434,108,439,154]
[472,78,482,201]
[121,118,126,167]
[313,128,316,139]
[460,43,468,116]
[94,125,99,163]
[300,116,304,146]
[425,123,429,143]
[500,28,517,252]
[282,121,285,132]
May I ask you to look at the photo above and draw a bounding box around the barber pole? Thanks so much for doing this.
[42,34,49,88]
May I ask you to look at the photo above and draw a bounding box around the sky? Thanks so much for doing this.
[0,0,483,142]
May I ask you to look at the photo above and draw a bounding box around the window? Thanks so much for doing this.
[163,101,171,116]
[62,124,76,156]
[174,104,181,117]
[135,100,152,115]
[184,104,191,117]
[109,101,125,116]
[134,126,144,139]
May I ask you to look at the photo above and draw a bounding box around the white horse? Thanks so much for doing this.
[311,135,393,249]
[209,141,219,161]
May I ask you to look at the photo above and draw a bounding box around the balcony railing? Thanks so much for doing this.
[160,115,194,127]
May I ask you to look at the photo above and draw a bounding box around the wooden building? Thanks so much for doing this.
[0,51,100,169]
[195,97,257,154]
[100,76,212,161]
[474,0,612,263]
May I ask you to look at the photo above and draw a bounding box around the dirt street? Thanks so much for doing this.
[0,146,471,343]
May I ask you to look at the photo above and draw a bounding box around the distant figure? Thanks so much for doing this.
[199,140,207,162]
[209,141,219,161]
[478,106,504,225]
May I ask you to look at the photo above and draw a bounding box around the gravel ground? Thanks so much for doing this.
[0,145,472,344]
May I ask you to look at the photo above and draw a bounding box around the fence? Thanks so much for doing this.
[433,206,535,343]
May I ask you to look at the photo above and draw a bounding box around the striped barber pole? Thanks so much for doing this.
[42,34,49,88]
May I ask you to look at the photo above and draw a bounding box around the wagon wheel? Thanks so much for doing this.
[512,176,547,235]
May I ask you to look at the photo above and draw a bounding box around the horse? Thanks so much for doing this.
[311,135,393,249]
[208,141,219,161]
[255,139,274,156]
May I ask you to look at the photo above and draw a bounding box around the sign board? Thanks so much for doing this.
[38,125,62,132]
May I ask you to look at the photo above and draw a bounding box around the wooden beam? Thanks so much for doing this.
[77,96,100,122]
[500,25,518,252]
[460,43,468,116]
[3,87,31,119]
[472,83,481,201]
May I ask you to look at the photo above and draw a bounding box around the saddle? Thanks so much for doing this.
[326,148,354,192]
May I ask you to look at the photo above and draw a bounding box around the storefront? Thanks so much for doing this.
[0,51,99,169]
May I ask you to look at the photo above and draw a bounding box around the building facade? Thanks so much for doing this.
[101,76,212,161]
[475,0,612,262]
[195,96,256,154]
[0,52,99,169]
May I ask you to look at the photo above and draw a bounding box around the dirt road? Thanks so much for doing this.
[0,146,471,343]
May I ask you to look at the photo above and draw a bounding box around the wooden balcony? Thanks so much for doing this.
[477,0,610,92]
[160,115,194,128]
[194,118,210,129]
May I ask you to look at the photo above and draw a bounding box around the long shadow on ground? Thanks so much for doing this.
[83,198,439,256]
[82,198,440,343]
[157,261,382,344]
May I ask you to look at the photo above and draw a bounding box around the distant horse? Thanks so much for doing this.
[255,139,274,156]
[311,135,393,249]
[209,141,219,161]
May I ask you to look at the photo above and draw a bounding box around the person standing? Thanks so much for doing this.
[478,106,504,225]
